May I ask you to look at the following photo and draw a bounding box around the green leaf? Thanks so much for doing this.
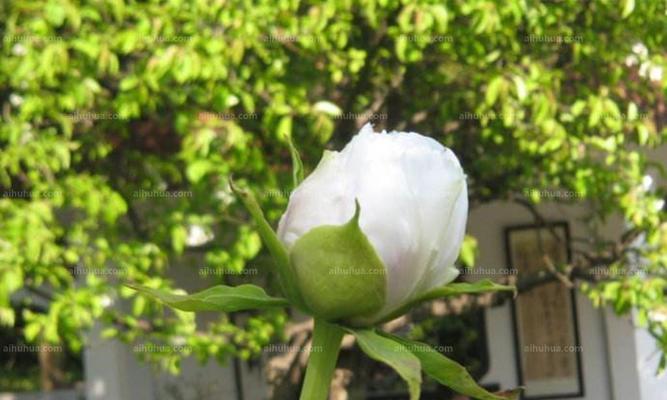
[621,0,635,18]
[638,125,649,145]
[386,334,521,400]
[459,234,478,267]
[286,135,304,188]
[186,159,214,183]
[416,279,516,302]
[486,76,505,106]
[379,279,515,323]
[24,322,42,342]
[125,283,289,312]
[277,115,293,138]
[353,329,422,400]
[46,1,66,26]
[396,34,408,62]
[627,102,638,121]
[290,200,387,322]
[588,97,603,127]
[230,179,307,310]
[119,76,139,91]
[431,4,448,30]
[570,100,586,116]
[313,101,342,117]
[170,225,187,254]
[512,76,527,101]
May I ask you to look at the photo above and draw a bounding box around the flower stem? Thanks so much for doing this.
[299,318,345,400]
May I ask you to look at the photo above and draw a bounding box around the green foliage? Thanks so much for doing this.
[378,279,515,324]
[126,283,289,312]
[0,0,666,375]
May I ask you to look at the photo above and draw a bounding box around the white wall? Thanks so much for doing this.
[470,189,667,400]
[471,200,614,399]
[83,253,269,400]
[634,314,667,400]
[84,322,250,400]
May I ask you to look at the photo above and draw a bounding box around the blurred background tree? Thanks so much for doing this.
[1,0,666,396]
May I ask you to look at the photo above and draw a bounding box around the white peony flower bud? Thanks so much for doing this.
[277,124,468,325]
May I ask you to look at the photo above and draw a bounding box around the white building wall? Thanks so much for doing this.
[635,315,667,400]
[470,193,667,400]
[84,314,266,400]
[471,200,613,399]
[83,253,269,400]
[85,323,155,400]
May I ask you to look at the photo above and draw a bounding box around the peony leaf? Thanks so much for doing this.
[385,334,521,400]
[229,179,307,311]
[378,279,515,323]
[289,200,387,322]
[352,329,422,400]
[125,283,289,312]
[416,279,516,302]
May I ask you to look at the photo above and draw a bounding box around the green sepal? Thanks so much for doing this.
[378,279,516,324]
[384,333,521,400]
[125,283,289,312]
[289,200,386,321]
[229,179,308,311]
[351,329,422,400]
[286,134,304,188]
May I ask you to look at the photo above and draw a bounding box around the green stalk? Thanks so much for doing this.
[299,319,345,400]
